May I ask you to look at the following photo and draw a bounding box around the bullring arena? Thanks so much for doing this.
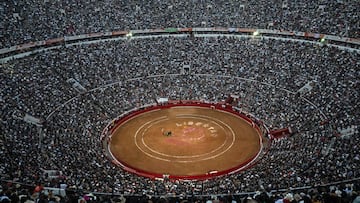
[1,2,360,201]
[103,101,266,180]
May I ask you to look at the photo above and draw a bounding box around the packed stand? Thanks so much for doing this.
[0,36,359,202]
[1,0,359,48]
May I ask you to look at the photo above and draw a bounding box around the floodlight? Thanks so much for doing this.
[126,32,133,38]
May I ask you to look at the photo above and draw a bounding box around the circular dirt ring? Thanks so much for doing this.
[106,102,263,180]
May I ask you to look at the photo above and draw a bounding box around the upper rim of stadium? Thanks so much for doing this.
[1,1,359,49]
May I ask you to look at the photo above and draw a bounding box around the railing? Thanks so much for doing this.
[1,27,359,63]
[2,177,359,200]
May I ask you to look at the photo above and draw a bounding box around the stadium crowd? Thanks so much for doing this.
[1,34,359,203]
[1,0,360,202]
[1,1,359,48]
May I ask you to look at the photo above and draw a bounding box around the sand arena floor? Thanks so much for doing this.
[108,105,262,179]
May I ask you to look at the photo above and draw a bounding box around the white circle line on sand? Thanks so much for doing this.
[133,111,236,163]
[134,116,173,162]
[140,116,228,159]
